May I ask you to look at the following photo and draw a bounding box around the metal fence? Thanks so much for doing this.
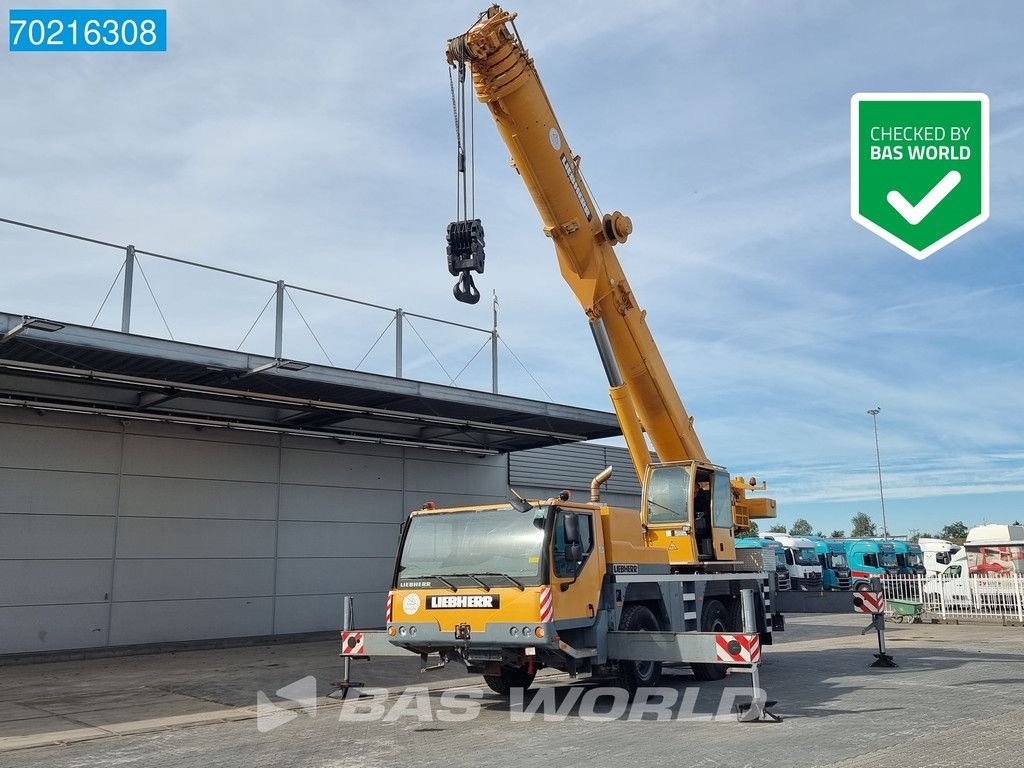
[882,573,1024,624]
[0,216,553,398]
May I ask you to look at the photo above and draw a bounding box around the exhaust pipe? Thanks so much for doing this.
[590,466,614,503]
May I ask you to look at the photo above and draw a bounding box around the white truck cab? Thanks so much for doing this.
[762,534,823,591]
[918,537,962,577]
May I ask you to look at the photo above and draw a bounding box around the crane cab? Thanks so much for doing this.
[641,461,736,566]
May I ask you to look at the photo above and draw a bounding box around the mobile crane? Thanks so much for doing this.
[348,5,781,696]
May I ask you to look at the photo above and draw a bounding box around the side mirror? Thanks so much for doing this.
[509,487,534,514]
[563,510,580,546]
[567,542,583,563]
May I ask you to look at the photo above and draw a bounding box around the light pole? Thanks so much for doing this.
[867,407,889,539]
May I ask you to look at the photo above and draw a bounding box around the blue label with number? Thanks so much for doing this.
[9,9,166,51]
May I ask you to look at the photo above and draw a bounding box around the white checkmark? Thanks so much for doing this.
[886,170,961,225]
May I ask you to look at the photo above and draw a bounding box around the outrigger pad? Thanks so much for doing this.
[735,699,783,723]
[328,682,366,700]
[870,653,898,668]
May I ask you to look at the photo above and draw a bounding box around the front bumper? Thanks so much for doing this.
[387,621,556,652]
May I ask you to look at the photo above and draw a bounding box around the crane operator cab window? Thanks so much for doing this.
[645,464,692,526]
[552,509,594,578]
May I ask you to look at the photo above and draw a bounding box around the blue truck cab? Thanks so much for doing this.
[806,536,852,590]
[843,539,900,588]
[893,541,927,576]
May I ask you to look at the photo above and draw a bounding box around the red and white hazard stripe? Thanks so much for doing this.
[538,586,553,623]
[340,630,366,656]
[385,591,393,623]
[853,590,885,614]
[715,633,761,664]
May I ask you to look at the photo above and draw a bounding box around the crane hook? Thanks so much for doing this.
[446,218,486,304]
[453,271,481,304]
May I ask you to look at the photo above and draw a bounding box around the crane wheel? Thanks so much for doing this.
[483,667,536,697]
[616,604,662,695]
[691,599,730,681]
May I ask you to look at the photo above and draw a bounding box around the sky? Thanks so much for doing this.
[2,1,1023,537]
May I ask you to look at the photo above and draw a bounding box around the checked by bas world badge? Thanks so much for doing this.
[851,93,989,260]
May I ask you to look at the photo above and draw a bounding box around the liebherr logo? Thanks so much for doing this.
[427,594,500,609]
[560,153,593,221]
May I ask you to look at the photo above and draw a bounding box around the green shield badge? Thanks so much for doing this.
[851,93,989,260]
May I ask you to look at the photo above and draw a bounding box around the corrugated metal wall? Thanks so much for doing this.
[0,409,506,653]
[0,409,637,655]
[508,442,642,507]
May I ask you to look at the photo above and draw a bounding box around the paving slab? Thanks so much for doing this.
[0,701,50,723]
[1,615,1022,766]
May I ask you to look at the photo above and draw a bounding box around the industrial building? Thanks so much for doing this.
[0,311,640,655]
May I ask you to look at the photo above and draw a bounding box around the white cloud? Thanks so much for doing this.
[2,0,1024,532]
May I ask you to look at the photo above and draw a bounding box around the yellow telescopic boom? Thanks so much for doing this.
[447,6,707,480]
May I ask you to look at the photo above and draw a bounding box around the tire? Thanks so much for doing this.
[691,599,730,682]
[616,604,662,695]
[483,667,535,697]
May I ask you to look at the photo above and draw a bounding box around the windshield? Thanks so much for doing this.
[907,553,923,567]
[881,552,898,568]
[795,548,818,566]
[828,552,848,569]
[398,505,548,583]
[645,464,692,524]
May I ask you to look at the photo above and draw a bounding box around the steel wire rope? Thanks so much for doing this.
[499,335,552,401]
[90,260,127,326]
[354,315,397,371]
[403,315,455,383]
[285,288,335,366]
[134,256,174,340]
[450,335,492,386]
[236,287,278,350]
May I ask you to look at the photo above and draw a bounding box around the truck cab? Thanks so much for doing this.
[762,534,823,591]
[893,541,927,576]
[736,537,791,591]
[844,539,900,588]
[387,495,777,693]
[918,538,961,577]
[806,536,852,590]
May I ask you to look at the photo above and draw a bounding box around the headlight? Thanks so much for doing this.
[522,627,532,637]
[409,626,417,636]
[399,626,408,636]
[509,626,520,636]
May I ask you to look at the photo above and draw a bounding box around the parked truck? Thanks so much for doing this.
[918,537,961,577]
[964,524,1024,576]
[843,539,899,589]
[356,5,784,696]
[736,537,792,591]
[892,540,926,576]
[805,536,852,590]
[761,534,824,591]
[920,527,1023,610]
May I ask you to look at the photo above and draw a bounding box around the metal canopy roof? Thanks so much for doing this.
[0,312,620,455]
